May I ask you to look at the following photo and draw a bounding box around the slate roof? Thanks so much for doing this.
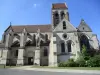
[52,3,67,9]
[11,24,52,33]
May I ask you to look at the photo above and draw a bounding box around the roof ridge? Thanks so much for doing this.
[11,24,52,33]
[12,24,51,27]
[52,3,65,4]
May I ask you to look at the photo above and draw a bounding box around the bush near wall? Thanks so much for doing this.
[58,62,67,67]
[58,45,100,67]
[58,51,100,67]
[86,55,100,67]
[87,49,100,57]
[58,58,78,67]
[75,55,86,67]
[58,55,100,67]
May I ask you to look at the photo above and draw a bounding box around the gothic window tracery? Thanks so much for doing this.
[80,35,90,51]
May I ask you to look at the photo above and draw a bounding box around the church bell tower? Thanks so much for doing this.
[52,3,70,29]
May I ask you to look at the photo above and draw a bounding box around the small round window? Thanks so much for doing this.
[63,34,67,39]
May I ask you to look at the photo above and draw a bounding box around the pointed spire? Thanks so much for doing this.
[81,18,84,21]
[80,18,86,25]
[10,22,12,26]
[81,18,85,23]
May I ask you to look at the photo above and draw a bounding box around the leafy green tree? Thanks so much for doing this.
[82,44,90,60]
[82,44,87,55]
[75,54,86,67]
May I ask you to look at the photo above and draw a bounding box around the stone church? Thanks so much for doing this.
[0,3,99,66]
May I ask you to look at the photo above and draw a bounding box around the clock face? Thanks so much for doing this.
[63,33,67,39]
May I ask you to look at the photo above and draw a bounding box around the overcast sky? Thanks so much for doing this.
[0,0,100,41]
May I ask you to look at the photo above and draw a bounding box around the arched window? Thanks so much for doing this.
[63,21,66,29]
[45,34,48,41]
[80,35,90,51]
[40,40,44,46]
[3,34,6,43]
[67,41,71,52]
[15,50,18,57]
[44,47,48,56]
[67,12,69,21]
[55,12,59,19]
[33,34,36,45]
[61,42,65,53]
[54,11,59,26]
[60,11,65,20]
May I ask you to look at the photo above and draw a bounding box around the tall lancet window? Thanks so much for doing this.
[45,34,48,41]
[44,47,48,56]
[61,11,65,20]
[67,12,69,21]
[63,21,66,29]
[55,12,59,19]
[33,34,36,46]
[3,34,6,43]
[61,42,65,53]
[67,41,71,52]
[54,11,59,26]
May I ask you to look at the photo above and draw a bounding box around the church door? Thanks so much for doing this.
[28,57,33,65]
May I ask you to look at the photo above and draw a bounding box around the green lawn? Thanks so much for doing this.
[0,65,16,69]
[32,66,100,70]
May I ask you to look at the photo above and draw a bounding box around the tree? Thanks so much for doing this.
[82,44,87,55]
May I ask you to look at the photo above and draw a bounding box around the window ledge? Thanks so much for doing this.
[57,52,68,55]
[58,52,76,56]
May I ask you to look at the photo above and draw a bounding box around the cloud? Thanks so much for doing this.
[33,3,40,8]
[33,4,37,7]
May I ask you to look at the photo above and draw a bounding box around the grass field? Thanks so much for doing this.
[0,65,16,69]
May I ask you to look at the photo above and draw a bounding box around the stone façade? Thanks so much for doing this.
[0,3,99,66]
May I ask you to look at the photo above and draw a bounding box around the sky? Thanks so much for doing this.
[0,0,100,42]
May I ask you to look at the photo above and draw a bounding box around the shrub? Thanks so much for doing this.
[87,49,96,57]
[75,55,86,67]
[58,62,67,67]
[58,58,77,67]
[82,45,87,56]
[84,55,90,61]
[87,55,100,67]
[66,58,77,67]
